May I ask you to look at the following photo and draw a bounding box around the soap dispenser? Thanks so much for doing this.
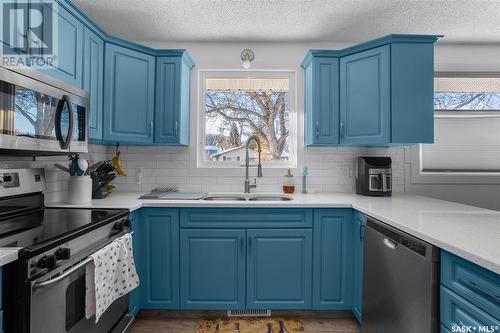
[282,169,295,194]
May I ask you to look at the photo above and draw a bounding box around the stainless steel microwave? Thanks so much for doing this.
[0,65,88,156]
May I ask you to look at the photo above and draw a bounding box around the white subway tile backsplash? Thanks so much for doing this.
[0,144,406,201]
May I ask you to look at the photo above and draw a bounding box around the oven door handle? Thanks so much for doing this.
[33,257,93,289]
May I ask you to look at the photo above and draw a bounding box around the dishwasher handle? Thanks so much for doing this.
[383,237,398,250]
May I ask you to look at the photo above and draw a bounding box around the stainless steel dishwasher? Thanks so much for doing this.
[363,217,440,333]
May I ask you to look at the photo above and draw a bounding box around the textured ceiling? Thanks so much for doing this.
[73,0,500,43]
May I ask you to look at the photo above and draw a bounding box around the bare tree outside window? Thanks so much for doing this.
[203,77,290,163]
[434,92,500,111]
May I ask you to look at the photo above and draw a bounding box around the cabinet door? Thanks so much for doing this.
[83,28,103,140]
[180,229,246,309]
[140,208,179,309]
[155,56,191,145]
[312,209,353,310]
[305,57,339,146]
[352,211,366,323]
[38,4,83,88]
[128,210,141,316]
[247,229,312,309]
[340,45,390,145]
[103,43,155,144]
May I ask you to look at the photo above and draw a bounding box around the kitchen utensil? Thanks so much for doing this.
[54,163,70,173]
[77,159,88,175]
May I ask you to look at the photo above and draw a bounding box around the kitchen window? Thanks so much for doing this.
[197,70,297,168]
[412,74,500,184]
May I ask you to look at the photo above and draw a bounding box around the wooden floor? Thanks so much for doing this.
[130,311,361,333]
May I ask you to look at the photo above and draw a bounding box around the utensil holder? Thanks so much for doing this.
[67,176,92,204]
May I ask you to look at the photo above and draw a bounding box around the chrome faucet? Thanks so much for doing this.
[244,135,263,193]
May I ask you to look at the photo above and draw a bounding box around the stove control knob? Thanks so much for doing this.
[37,255,57,269]
[113,221,124,231]
[55,247,71,260]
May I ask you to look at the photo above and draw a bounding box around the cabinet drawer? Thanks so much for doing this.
[441,251,500,319]
[441,286,500,331]
[180,208,313,228]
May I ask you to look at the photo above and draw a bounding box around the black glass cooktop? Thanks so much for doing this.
[0,207,128,252]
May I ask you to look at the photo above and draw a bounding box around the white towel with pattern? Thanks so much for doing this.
[85,233,139,323]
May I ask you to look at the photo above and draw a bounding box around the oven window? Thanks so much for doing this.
[66,275,86,331]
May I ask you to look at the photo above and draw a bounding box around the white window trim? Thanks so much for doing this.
[411,72,500,185]
[192,69,298,171]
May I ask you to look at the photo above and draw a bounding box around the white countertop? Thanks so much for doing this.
[0,247,21,266]
[47,192,500,275]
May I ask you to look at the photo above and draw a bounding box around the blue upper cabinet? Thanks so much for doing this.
[139,208,180,309]
[301,34,441,147]
[303,57,340,146]
[103,43,155,144]
[340,46,390,145]
[83,27,104,141]
[312,209,353,310]
[155,53,194,145]
[38,3,84,88]
[352,211,366,323]
[180,229,246,309]
[246,229,312,310]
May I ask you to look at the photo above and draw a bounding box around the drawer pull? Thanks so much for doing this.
[463,279,500,304]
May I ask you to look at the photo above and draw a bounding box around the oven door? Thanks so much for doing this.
[29,259,129,333]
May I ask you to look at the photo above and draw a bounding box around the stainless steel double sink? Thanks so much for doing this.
[203,193,293,201]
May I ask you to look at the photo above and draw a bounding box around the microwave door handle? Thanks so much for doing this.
[382,173,387,192]
[54,95,74,149]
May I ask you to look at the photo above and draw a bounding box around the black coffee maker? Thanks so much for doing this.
[355,157,392,197]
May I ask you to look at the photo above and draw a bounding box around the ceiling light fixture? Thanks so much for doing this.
[241,49,254,69]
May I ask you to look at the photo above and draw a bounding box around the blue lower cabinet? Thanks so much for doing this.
[139,208,179,309]
[312,209,353,310]
[180,229,246,309]
[352,211,366,323]
[441,251,500,320]
[441,286,500,331]
[128,211,141,316]
[247,229,312,310]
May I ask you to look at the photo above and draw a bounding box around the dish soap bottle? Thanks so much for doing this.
[283,169,295,194]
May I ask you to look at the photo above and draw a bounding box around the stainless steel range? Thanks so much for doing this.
[0,169,134,333]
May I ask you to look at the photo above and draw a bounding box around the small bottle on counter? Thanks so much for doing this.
[282,169,295,194]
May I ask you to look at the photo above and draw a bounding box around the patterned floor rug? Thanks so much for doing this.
[196,317,307,333]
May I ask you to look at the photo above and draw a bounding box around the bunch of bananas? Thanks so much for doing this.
[112,144,127,176]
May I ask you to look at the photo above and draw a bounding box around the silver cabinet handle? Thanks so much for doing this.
[340,122,345,138]
[248,237,252,254]
[462,279,500,304]
[383,238,398,250]
[315,122,320,138]
[149,121,154,137]
[174,120,178,137]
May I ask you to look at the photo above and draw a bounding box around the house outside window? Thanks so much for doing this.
[198,70,297,168]
[412,74,500,184]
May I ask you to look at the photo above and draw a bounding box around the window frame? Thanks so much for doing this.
[411,71,500,185]
[195,69,298,169]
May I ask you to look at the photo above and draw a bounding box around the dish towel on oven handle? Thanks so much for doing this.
[85,232,140,323]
